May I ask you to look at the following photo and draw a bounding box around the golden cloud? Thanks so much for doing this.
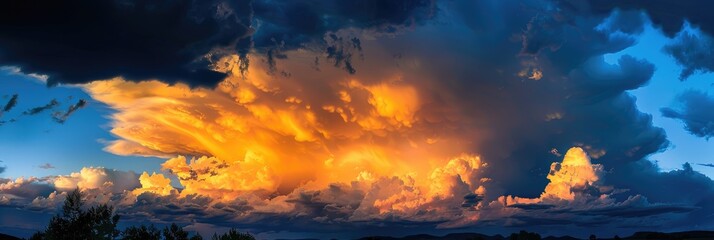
[83,52,486,217]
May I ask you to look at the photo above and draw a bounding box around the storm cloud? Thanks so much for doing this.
[2,0,714,238]
[661,90,714,139]
[0,0,435,87]
[584,0,714,80]
[66,0,714,235]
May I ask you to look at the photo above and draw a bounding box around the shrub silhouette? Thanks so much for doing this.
[30,188,120,240]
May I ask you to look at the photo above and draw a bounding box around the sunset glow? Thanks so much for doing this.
[2,1,714,239]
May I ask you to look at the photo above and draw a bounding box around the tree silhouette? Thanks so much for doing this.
[163,223,190,240]
[211,229,255,240]
[28,188,253,240]
[122,224,162,240]
[31,188,120,240]
[122,223,204,240]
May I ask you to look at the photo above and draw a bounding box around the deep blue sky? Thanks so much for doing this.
[0,70,164,178]
[604,22,714,177]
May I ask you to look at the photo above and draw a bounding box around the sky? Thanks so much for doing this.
[1,0,714,239]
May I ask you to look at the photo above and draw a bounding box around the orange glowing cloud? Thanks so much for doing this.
[132,172,175,196]
[82,51,486,215]
[542,147,602,201]
[500,147,610,207]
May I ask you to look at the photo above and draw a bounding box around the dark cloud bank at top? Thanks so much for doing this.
[0,0,434,87]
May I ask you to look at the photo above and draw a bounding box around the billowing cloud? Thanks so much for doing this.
[5,148,704,238]
[661,90,714,139]
[0,167,141,211]
[464,148,699,232]
[83,53,481,199]
[501,148,633,208]
[132,172,176,197]
[0,177,54,204]
[53,167,140,194]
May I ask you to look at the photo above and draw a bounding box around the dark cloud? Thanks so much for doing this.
[664,30,714,80]
[577,204,696,218]
[402,0,667,200]
[497,197,697,231]
[23,99,59,115]
[0,166,5,175]
[507,204,555,210]
[370,1,712,232]
[1,94,18,113]
[251,0,435,73]
[0,0,435,87]
[0,0,247,87]
[580,0,714,80]
[52,99,87,124]
[583,0,714,37]
[597,9,646,35]
[698,163,714,168]
[661,90,714,139]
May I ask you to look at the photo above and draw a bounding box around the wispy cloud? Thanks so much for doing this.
[37,163,56,169]
[697,163,714,168]
[24,99,59,115]
[1,94,18,116]
[52,99,87,124]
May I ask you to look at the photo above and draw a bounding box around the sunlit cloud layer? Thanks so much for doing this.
[84,52,488,212]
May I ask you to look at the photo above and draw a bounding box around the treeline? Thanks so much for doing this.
[507,230,542,240]
[28,189,254,240]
